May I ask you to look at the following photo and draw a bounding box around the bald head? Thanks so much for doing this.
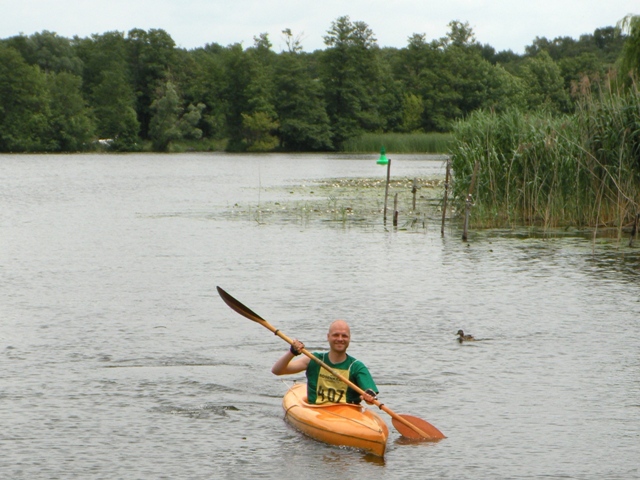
[327,319,351,359]
[328,319,350,336]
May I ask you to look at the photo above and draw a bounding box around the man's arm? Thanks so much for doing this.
[353,360,379,404]
[271,339,310,375]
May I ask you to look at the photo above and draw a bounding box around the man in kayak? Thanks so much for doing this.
[271,319,378,405]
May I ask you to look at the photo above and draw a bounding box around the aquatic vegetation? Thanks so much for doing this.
[224,176,446,229]
[450,78,640,236]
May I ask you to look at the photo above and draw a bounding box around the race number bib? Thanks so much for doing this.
[315,366,349,404]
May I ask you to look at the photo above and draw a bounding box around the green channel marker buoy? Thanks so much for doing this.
[377,146,389,165]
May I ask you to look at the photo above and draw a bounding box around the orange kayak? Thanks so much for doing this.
[282,383,389,457]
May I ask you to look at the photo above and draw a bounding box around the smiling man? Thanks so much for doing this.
[271,319,378,405]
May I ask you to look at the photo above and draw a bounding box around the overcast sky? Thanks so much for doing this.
[3,0,638,53]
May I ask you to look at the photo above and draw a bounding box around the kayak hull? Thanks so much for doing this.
[282,383,389,457]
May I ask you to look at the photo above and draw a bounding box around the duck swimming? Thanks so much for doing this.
[456,330,475,342]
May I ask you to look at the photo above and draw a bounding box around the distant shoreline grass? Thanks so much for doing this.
[341,132,454,153]
[92,132,453,154]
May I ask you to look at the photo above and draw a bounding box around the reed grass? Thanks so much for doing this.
[450,77,640,233]
[151,138,228,152]
[342,132,454,153]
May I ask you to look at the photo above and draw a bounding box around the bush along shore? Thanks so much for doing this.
[449,77,640,239]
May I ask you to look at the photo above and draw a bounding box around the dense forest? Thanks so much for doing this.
[0,16,634,153]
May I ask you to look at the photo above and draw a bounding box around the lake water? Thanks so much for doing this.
[1,153,639,479]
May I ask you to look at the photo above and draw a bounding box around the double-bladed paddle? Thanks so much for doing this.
[216,286,445,441]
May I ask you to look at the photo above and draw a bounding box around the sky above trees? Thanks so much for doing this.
[4,0,638,53]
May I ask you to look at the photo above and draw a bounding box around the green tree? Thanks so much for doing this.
[5,31,83,75]
[440,21,526,117]
[127,28,177,138]
[391,34,454,131]
[220,43,256,151]
[218,34,280,151]
[245,34,278,121]
[239,35,280,151]
[519,50,572,112]
[74,31,128,97]
[274,29,332,150]
[186,44,228,140]
[282,28,303,54]
[442,20,476,48]
[92,68,140,150]
[46,71,95,150]
[399,93,424,132]
[483,64,527,111]
[524,27,622,93]
[241,111,279,151]
[75,32,140,149]
[0,45,51,151]
[149,80,204,151]
[394,22,518,130]
[618,15,640,79]
[526,30,623,65]
[558,52,603,89]
[375,48,404,132]
[321,16,385,147]
[593,26,626,64]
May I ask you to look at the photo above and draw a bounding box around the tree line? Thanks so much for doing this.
[0,16,631,153]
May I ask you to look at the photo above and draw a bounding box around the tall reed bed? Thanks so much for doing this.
[450,79,640,232]
[342,132,453,153]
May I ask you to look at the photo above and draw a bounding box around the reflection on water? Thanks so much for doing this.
[1,153,638,479]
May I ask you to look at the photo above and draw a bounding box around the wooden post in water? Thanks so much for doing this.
[393,193,399,227]
[412,178,418,211]
[441,158,451,236]
[383,158,391,225]
[630,213,639,247]
[462,161,480,242]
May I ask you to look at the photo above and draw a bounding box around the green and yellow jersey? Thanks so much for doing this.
[305,352,378,404]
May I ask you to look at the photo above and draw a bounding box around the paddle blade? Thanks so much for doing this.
[217,286,266,323]
[392,414,446,440]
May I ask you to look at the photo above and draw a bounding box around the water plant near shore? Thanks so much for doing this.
[450,77,640,237]
[226,176,445,228]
